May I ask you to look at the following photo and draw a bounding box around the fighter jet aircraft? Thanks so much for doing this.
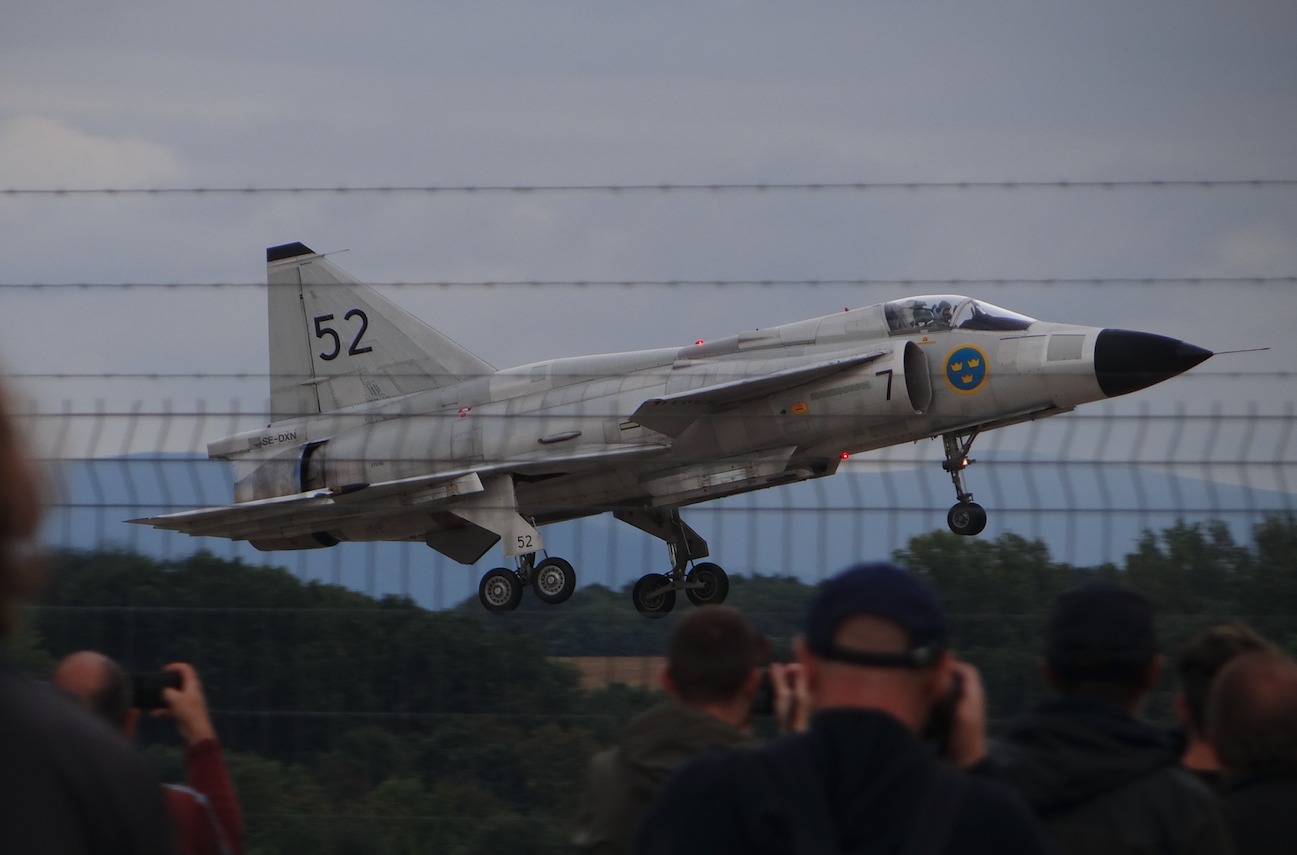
[131,242,1214,617]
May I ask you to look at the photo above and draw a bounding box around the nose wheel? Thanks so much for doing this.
[947,501,987,536]
[942,429,987,536]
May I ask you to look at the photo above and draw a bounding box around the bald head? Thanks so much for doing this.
[797,614,950,733]
[833,614,912,655]
[1207,649,1297,772]
[53,651,132,732]
[820,615,934,686]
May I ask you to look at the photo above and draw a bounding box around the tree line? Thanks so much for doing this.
[3,514,1294,854]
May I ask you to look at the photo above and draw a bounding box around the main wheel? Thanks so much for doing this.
[532,557,576,605]
[685,562,729,606]
[632,573,677,619]
[479,567,523,613]
[947,502,987,536]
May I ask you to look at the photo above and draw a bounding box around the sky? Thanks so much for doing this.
[2,1,1295,592]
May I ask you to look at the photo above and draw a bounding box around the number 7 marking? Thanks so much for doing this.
[876,369,893,401]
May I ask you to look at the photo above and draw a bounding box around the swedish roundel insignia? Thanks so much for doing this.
[944,345,989,395]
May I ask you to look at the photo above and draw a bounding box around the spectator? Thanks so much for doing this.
[0,379,174,854]
[1207,649,1297,855]
[573,605,772,855]
[637,562,1047,855]
[1174,622,1270,788]
[994,582,1232,855]
[54,653,244,855]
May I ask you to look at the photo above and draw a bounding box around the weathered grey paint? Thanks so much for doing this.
[137,249,1189,564]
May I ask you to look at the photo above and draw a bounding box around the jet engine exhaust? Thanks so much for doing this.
[1094,329,1213,398]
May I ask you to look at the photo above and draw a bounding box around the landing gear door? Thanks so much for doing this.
[448,474,543,558]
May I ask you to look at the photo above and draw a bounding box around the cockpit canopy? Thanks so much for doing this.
[883,295,1035,335]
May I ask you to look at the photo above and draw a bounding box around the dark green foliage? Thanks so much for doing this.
[578,682,660,744]
[456,572,815,659]
[0,614,57,677]
[459,582,677,657]
[36,550,582,762]
[19,514,1297,854]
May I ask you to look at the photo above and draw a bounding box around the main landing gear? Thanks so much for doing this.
[942,429,987,537]
[475,507,730,619]
[627,509,729,620]
[477,553,577,614]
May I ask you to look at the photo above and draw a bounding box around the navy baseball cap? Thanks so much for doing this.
[804,562,948,669]
[1046,581,1157,680]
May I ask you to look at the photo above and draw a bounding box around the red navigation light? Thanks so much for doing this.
[841,452,850,460]
[695,340,704,346]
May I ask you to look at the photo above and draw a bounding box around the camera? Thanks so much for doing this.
[750,668,775,715]
[130,671,182,710]
[921,671,965,757]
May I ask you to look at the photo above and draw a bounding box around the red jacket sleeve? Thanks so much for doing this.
[165,738,244,855]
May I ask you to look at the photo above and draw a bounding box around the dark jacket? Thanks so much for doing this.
[573,700,753,855]
[994,698,1234,855]
[1218,761,1297,855]
[637,708,1047,855]
[0,661,174,855]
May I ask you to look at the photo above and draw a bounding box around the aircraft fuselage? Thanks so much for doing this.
[133,245,1211,616]
[213,301,1167,552]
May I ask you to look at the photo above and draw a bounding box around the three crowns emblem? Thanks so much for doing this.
[946,347,987,393]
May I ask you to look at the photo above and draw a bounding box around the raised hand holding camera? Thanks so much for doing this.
[150,662,217,746]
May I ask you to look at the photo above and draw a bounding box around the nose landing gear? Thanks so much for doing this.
[942,429,987,536]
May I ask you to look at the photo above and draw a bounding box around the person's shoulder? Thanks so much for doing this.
[663,741,768,793]
[952,773,1050,855]
[579,744,631,805]
[638,743,789,855]
[651,736,806,822]
[0,664,172,855]
[0,665,130,758]
[1145,762,1221,806]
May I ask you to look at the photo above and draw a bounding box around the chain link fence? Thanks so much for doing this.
[2,393,1291,853]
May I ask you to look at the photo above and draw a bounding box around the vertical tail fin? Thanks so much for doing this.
[267,242,495,421]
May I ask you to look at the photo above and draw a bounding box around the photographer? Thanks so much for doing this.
[54,653,244,855]
[0,377,172,854]
[574,605,801,855]
[638,563,1044,855]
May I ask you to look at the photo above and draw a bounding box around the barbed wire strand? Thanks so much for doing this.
[5,179,1297,196]
[7,370,1293,380]
[3,276,1295,290]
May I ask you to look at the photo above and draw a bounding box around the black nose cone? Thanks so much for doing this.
[1095,329,1213,398]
